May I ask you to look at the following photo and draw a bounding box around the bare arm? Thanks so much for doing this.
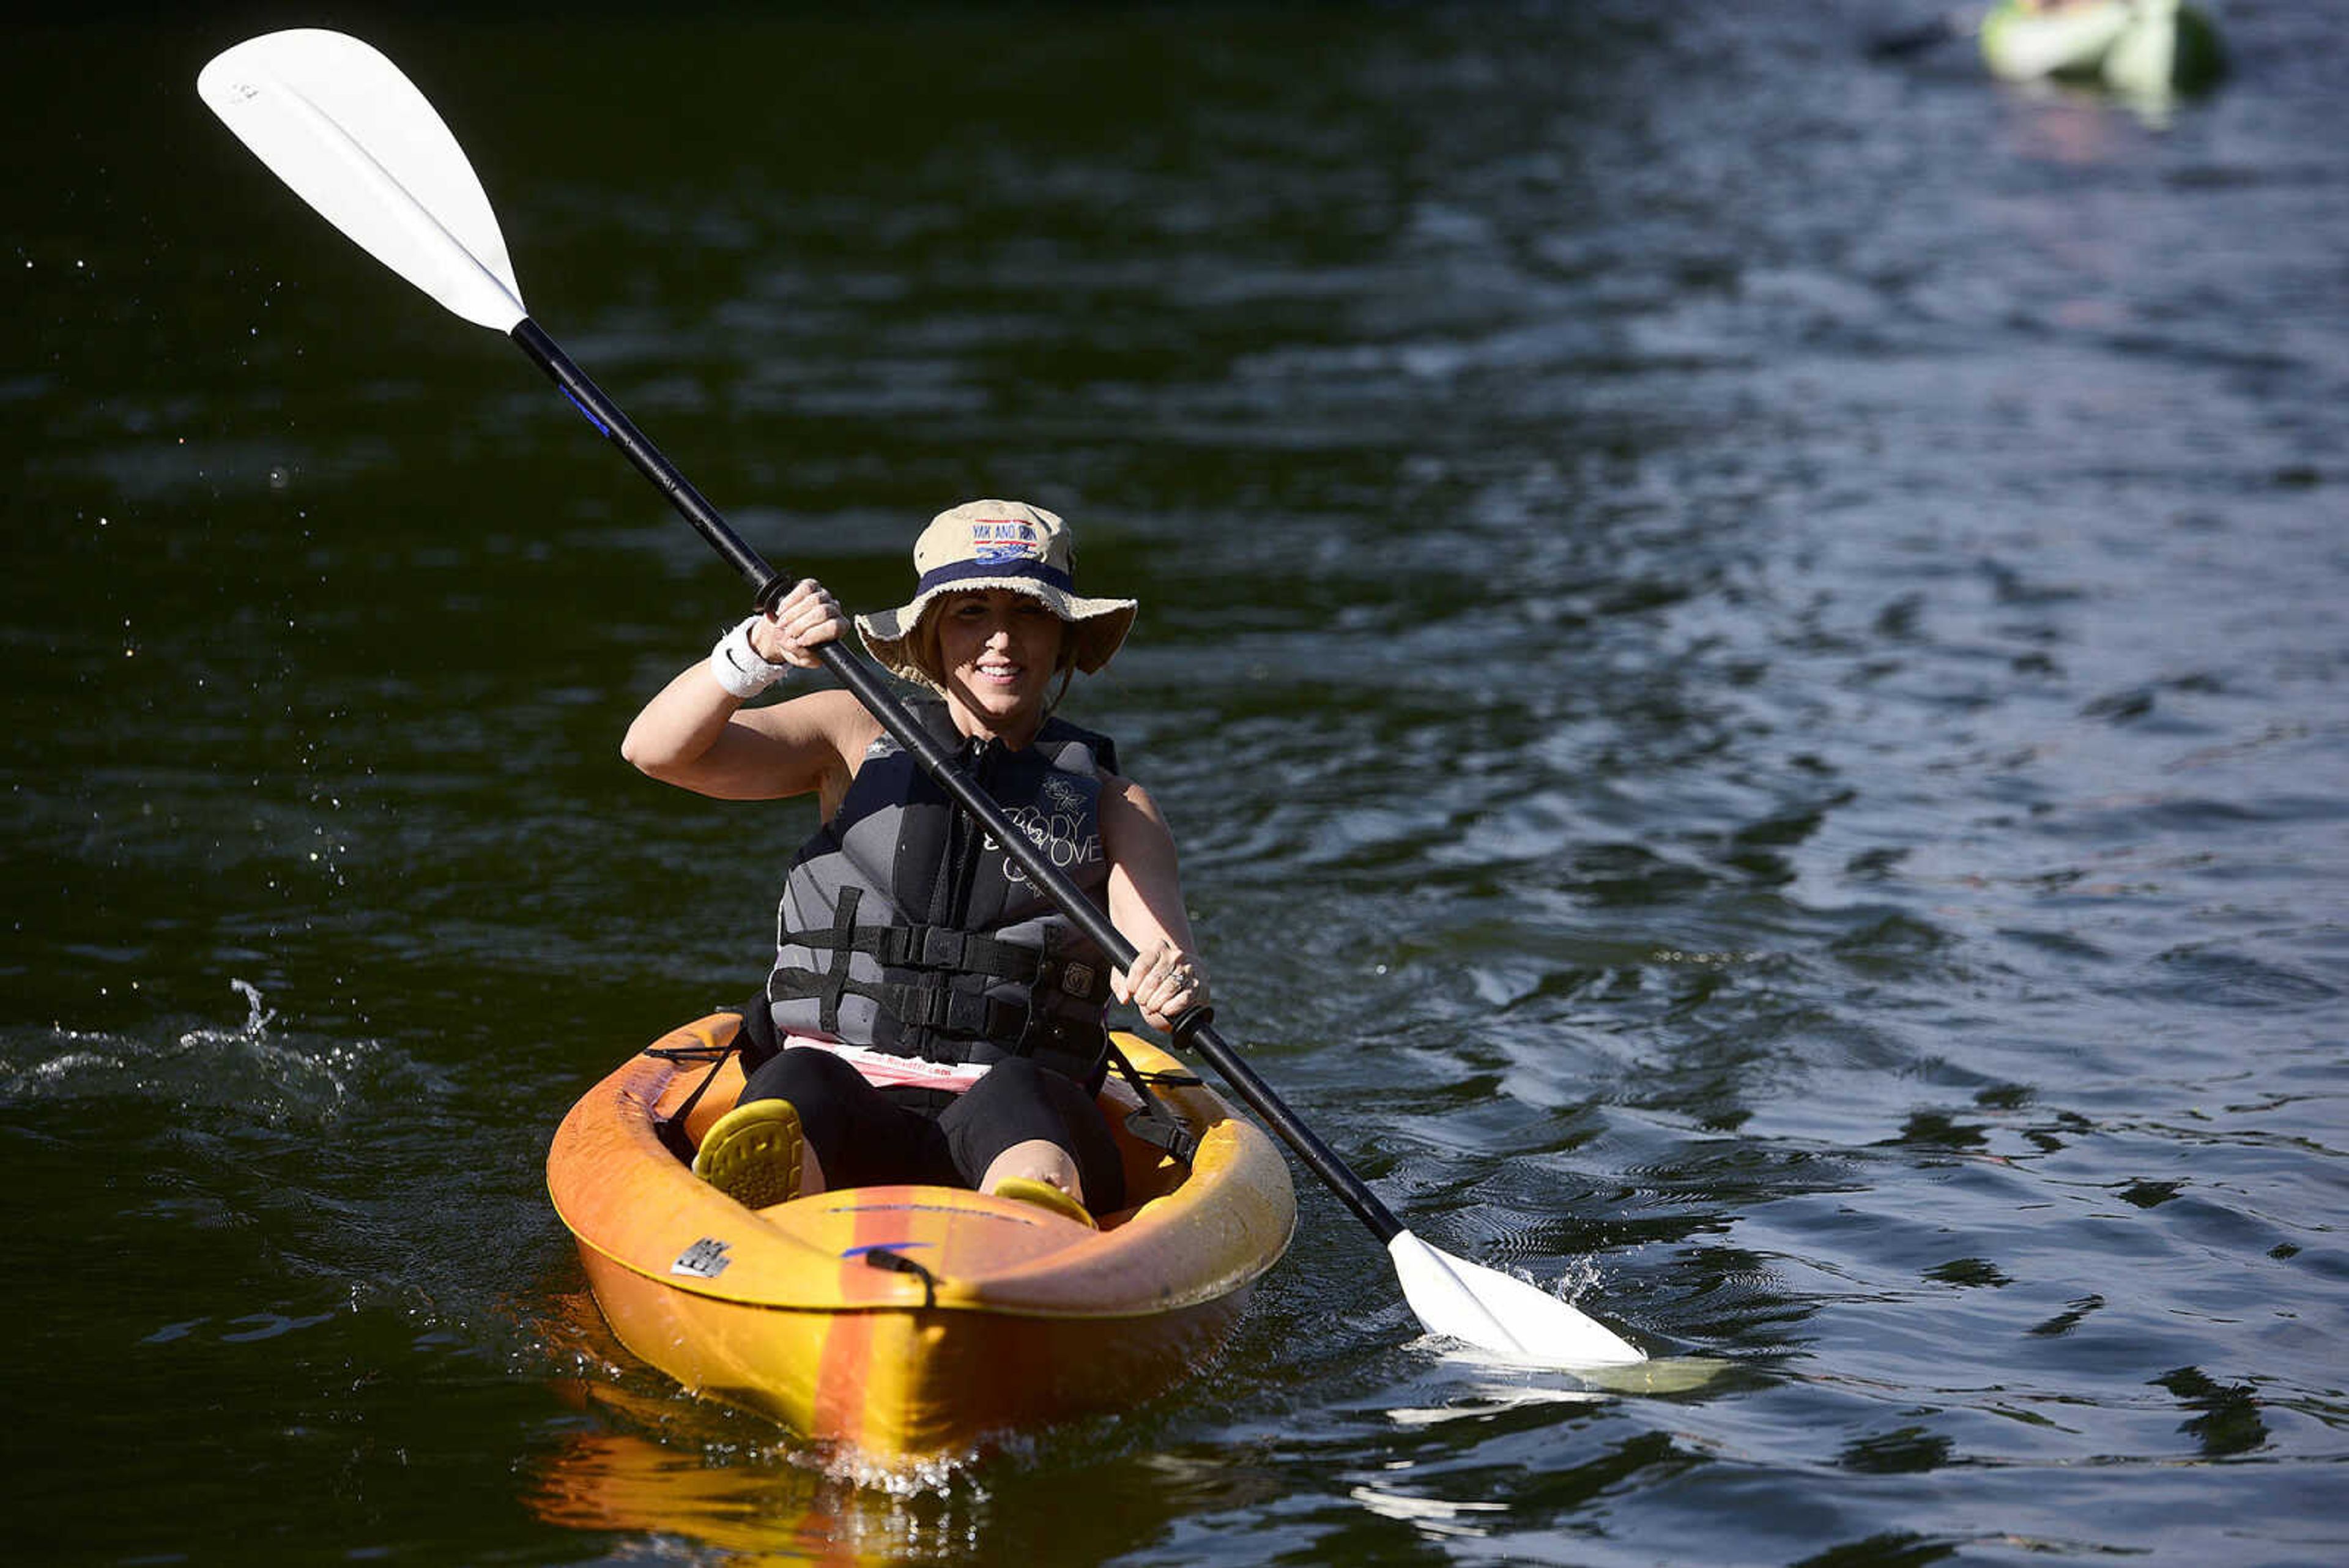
[1100,773,1209,1031]
[620,581,879,806]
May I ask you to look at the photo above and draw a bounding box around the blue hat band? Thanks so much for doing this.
[916,557,1077,596]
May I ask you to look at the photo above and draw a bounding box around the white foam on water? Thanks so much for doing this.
[0,979,387,1129]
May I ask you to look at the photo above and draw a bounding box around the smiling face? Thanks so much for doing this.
[925,588,1070,741]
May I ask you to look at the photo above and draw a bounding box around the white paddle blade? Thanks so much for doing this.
[1389,1231,1646,1368]
[198,30,526,332]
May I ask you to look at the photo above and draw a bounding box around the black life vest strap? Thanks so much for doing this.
[767,967,968,1038]
[768,962,1105,1069]
[817,886,861,1036]
[778,920,1113,1005]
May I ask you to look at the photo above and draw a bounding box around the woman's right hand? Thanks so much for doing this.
[751,579,847,669]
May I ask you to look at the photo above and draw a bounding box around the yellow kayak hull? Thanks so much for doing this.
[546,1014,1296,1457]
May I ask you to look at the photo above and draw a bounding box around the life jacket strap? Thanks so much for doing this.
[779,920,1114,1005]
[817,887,861,1036]
[765,965,1109,1079]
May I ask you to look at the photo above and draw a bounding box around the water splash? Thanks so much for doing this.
[0,980,378,1128]
[229,976,275,1035]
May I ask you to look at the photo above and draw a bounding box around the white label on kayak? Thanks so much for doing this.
[670,1237,733,1279]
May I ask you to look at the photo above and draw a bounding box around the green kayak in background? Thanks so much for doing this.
[1980,0,2225,100]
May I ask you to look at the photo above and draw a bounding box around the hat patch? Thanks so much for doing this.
[969,519,1042,566]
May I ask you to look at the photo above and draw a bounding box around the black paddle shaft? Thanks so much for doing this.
[510,317,1407,1247]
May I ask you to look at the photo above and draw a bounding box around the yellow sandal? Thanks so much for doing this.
[993,1176,1096,1230]
[691,1099,804,1209]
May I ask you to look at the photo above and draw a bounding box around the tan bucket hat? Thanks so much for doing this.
[856,500,1137,690]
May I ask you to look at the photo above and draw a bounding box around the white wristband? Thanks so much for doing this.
[709,615,793,699]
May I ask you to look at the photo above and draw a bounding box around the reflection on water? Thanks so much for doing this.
[533,1390,985,1567]
[530,1344,1191,1565]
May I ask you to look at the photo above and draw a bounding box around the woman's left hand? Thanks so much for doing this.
[1113,939,1209,1031]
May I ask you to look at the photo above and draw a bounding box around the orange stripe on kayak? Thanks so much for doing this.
[811,1304,873,1447]
[812,1199,908,1446]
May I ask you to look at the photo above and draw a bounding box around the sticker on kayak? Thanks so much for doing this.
[670,1237,733,1279]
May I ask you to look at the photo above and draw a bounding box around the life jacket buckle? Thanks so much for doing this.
[919,927,970,970]
[869,925,915,967]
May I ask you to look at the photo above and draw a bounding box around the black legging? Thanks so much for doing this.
[737,1047,1126,1211]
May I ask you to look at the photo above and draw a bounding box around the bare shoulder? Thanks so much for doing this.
[1099,770,1176,845]
[1098,769,1157,811]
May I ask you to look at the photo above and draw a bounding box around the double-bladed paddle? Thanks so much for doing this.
[198,28,1645,1368]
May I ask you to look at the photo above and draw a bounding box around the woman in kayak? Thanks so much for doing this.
[622,500,1205,1225]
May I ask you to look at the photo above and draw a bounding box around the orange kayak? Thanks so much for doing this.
[546,1013,1296,1457]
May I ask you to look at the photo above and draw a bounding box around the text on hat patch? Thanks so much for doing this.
[970,519,1042,565]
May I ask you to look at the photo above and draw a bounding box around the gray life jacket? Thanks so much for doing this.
[765,697,1119,1088]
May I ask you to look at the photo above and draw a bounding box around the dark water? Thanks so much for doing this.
[8,3,2345,1562]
